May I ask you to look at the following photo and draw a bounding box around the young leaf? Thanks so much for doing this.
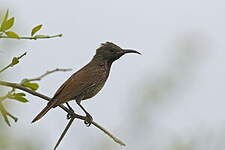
[1,17,15,31]
[13,96,28,103]
[0,10,9,31]
[14,93,26,97]
[7,93,28,103]
[31,24,42,36]
[22,82,39,91]
[2,9,9,23]
[5,31,20,39]
[11,57,19,66]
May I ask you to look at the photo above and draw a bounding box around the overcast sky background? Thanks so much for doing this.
[1,0,225,150]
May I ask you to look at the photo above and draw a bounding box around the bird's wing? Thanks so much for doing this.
[52,63,105,105]
[53,71,84,99]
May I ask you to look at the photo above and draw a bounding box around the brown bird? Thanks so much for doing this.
[32,42,141,126]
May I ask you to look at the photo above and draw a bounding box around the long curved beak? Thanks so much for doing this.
[122,49,142,55]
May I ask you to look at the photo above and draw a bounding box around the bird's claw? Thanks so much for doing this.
[67,114,71,119]
[84,114,93,127]
[66,109,75,120]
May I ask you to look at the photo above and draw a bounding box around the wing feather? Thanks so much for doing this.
[52,62,107,106]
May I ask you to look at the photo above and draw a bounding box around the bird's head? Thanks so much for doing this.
[95,42,141,63]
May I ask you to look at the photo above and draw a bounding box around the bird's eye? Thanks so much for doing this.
[110,49,114,53]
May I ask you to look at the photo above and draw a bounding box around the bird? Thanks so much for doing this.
[32,42,141,126]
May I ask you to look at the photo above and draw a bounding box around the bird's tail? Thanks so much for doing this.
[31,100,56,123]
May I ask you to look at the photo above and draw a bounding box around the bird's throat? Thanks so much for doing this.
[104,60,112,72]
[92,55,112,72]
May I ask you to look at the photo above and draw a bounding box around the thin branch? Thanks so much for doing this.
[0,103,10,126]
[0,89,17,125]
[0,34,62,40]
[0,80,126,146]
[0,102,18,126]
[0,52,27,73]
[17,52,27,59]
[5,111,18,122]
[26,68,72,82]
[91,121,126,146]
[54,118,75,150]
[0,65,12,73]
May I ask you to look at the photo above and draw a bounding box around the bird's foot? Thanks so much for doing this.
[84,113,93,127]
[66,109,75,120]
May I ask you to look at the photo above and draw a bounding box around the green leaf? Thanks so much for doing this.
[22,82,39,91]
[11,57,19,66]
[31,24,42,36]
[13,95,28,103]
[14,93,26,97]
[0,10,9,31]
[7,93,28,103]
[5,31,19,39]
[2,10,9,23]
[1,17,14,31]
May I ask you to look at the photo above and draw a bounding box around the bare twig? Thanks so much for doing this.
[17,52,27,59]
[26,68,72,82]
[0,34,63,40]
[54,118,75,150]
[0,80,126,146]
[0,52,27,73]
[91,121,126,146]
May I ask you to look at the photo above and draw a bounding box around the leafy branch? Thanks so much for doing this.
[0,10,62,40]
[0,68,72,126]
[0,52,27,73]
[0,34,63,40]
[0,80,126,147]
[0,52,72,126]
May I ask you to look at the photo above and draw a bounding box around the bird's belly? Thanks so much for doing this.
[82,80,106,100]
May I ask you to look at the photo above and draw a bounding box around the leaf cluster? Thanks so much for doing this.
[0,10,62,40]
[0,52,41,126]
[0,9,62,125]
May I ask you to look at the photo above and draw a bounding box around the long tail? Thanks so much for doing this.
[31,100,56,123]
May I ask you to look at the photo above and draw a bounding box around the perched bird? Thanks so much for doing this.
[32,42,141,126]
